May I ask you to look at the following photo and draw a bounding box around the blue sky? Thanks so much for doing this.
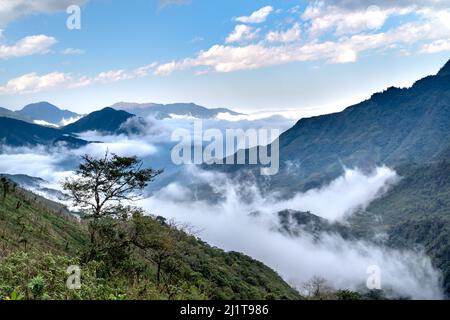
[1,0,450,115]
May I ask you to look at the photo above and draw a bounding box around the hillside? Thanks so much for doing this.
[280,59,450,175]
[206,59,450,297]
[215,59,450,193]
[0,117,88,148]
[348,160,450,296]
[0,107,32,123]
[62,108,135,134]
[0,179,300,300]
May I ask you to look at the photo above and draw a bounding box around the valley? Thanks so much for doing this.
[1,60,450,300]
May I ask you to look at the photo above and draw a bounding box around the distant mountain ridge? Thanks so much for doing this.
[0,102,81,126]
[212,58,450,297]
[111,102,243,119]
[0,117,87,148]
[0,107,134,148]
[61,107,135,134]
[18,102,80,125]
[216,59,450,193]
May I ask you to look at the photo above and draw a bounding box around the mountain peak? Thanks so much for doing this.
[19,102,79,125]
[437,59,450,77]
[62,107,134,134]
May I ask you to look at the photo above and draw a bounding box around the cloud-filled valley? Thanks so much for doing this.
[0,117,443,299]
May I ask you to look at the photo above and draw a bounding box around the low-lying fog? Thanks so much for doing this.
[0,115,443,299]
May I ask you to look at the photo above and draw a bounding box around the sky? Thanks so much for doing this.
[0,0,450,115]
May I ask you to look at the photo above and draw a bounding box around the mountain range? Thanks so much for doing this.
[218,58,450,192]
[0,100,246,147]
[0,117,88,148]
[0,107,134,147]
[111,102,243,119]
[1,60,450,297]
[213,58,450,296]
[0,102,81,126]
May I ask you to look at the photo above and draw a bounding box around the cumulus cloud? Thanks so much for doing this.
[323,0,450,11]
[226,25,259,43]
[0,34,57,59]
[236,6,274,24]
[0,0,87,27]
[421,39,450,53]
[266,23,301,43]
[155,8,450,75]
[153,1,450,75]
[0,63,157,95]
[0,72,68,94]
[301,3,397,36]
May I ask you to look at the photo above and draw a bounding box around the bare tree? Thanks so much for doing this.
[302,276,334,299]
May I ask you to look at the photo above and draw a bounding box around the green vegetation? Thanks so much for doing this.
[0,156,300,300]
[349,160,450,296]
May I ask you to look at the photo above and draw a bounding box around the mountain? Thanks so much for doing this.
[17,102,80,126]
[211,59,450,297]
[277,209,354,240]
[62,107,135,134]
[0,173,68,202]
[437,59,450,77]
[111,102,243,119]
[0,117,88,148]
[0,107,33,123]
[347,159,450,296]
[0,178,300,300]
[277,75,450,190]
[0,107,137,149]
[217,59,450,194]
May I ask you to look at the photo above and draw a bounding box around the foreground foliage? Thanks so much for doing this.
[0,176,300,300]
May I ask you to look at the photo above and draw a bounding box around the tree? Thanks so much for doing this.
[131,214,177,287]
[1,177,10,202]
[63,152,162,256]
[302,276,334,300]
[336,289,362,300]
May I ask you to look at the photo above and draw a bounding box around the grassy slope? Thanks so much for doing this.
[0,183,300,300]
[0,186,87,255]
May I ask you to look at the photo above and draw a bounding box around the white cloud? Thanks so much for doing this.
[236,6,273,24]
[226,25,259,43]
[0,63,157,95]
[0,0,87,27]
[0,72,68,94]
[333,47,358,63]
[62,48,85,55]
[0,34,56,59]
[0,128,443,299]
[33,119,59,127]
[154,4,450,75]
[266,23,301,43]
[324,0,450,11]
[82,63,156,85]
[139,166,443,299]
[421,39,450,53]
[269,166,398,221]
[302,2,399,36]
